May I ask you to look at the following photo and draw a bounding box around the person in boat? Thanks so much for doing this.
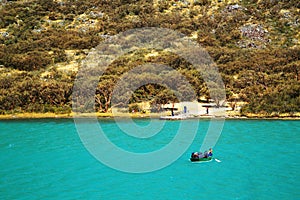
[191,152,201,159]
[203,151,208,158]
[191,152,195,158]
[199,152,205,158]
[193,152,199,158]
[207,148,213,157]
[198,152,204,158]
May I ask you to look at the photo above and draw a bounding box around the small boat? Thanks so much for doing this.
[190,156,213,162]
[190,149,213,162]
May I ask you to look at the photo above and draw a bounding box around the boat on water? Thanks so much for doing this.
[190,156,213,162]
[190,148,213,162]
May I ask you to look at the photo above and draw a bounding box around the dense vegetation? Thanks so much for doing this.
[0,0,299,116]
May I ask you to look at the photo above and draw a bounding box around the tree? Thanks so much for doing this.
[96,76,117,112]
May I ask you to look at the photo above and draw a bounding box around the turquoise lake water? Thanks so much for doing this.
[0,119,299,199]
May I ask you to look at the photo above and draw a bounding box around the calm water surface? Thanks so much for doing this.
[0,119,299,200]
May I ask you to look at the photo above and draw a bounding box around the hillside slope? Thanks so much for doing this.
[0,0,299,116]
